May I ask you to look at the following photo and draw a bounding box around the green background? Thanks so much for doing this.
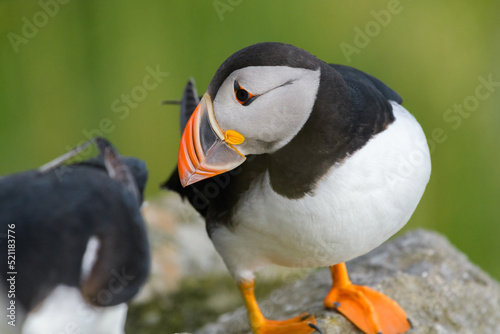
[1,0,499,284]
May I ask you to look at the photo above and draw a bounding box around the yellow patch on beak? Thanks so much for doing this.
[224,130,245,146]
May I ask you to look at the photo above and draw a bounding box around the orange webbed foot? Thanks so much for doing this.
[253,313,320,334]
[324,263,411,334]
[239,280,321,334]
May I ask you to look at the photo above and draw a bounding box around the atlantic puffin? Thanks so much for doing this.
[163,42,431,334]
[0,138,150,334]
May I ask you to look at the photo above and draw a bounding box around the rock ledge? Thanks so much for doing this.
[194,230,500,334]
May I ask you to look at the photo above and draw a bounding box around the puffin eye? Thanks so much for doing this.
[236,89,249,103]
[234,80,256,106]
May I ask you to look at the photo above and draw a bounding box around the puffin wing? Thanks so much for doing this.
[179,78,200,131]
[328,64,402,149]
[329,64,402,105]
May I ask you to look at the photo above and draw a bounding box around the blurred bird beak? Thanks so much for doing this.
[178,93,246,187]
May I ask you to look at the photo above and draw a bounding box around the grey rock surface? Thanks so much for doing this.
[194,230,500,334]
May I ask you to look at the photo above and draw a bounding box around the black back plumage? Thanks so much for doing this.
[0,145,150,311]
[329,64,400,149]
[163,42,402,230]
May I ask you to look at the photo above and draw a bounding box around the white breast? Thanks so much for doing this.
[21,237,127,334]
[211,102,431,282]
[21,285,128,334]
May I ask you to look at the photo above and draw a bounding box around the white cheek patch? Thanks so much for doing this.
[214,66,321,154]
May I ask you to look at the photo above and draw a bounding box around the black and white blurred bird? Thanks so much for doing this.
[0,138,150,334]
[163,42,431,334]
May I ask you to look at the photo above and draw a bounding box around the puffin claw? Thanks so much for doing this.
[333,302,341,308]
[300,313,313,321]
[407,318,413,329]
[308,323,323,333]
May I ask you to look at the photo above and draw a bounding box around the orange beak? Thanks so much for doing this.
[178,93,246,187]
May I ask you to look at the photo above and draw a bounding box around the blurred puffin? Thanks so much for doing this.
[163,42,431,334]
[0,138,150,334]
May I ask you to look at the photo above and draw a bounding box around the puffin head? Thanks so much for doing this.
[178,42,322,186]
